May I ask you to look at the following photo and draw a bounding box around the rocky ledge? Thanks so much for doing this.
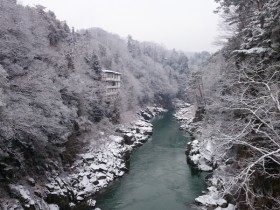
[1,106,166,210]
[174,103,214,171]
[174,102,235,210]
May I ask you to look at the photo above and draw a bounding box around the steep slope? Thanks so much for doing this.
[186,0,280,209]
[0,0,190,207]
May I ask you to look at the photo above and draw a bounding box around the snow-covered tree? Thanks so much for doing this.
[193,1,280,209]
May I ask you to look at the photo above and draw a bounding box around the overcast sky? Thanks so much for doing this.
[19,0,220,52]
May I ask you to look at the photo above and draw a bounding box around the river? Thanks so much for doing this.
[92,111,207,210]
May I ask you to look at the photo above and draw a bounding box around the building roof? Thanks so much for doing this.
[102,69,121,75]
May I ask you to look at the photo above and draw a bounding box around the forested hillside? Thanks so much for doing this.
[190,0,280,209]
[0,0,189,187]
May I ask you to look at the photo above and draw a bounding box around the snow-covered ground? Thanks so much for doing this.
[1,106,166,210]
[174,102,236,210]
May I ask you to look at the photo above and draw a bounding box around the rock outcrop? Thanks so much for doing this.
[174,102,235,210]
[174,103,215,172]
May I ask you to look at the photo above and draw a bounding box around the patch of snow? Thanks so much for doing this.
[78,153,95,161]
[198,164,213,171]
[233,47,268,54]
[87,199,96,207]
[69,202,76,207]
[174,104,196,123]
[134,120,152,127]
[195,186,227,207]
[195,194,226,207]
[49,204,60,210]
[76,196,84,201]
[89,163,100,171]
[109,135,123,144]
[190,154,201,165]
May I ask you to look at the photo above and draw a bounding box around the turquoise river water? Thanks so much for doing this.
[91,111,208,210]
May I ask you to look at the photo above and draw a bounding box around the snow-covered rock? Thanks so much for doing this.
[186,138,214,172]
[8,185,35,209]
[139,106,167,120]
[175,103,231,209]
[26,177,35,186]
[87,199,96,207]
[195,186,227,207]
[134,120,152,128]
[41,106,164,209]
[174,104,196,123]
[49,204,60,210]
[173,103,202,135]
[109,135,124,144]
[0,199,24,210]
[123,133,135,145]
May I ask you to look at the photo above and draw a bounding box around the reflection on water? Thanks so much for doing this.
[93,111,208,210]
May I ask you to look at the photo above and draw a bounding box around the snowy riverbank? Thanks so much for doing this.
[1,106,166,210]
[174,102,236,210]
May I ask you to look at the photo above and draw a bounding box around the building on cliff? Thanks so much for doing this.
[101,70,121,101]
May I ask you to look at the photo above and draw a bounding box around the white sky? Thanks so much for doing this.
[18,0,220,52]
